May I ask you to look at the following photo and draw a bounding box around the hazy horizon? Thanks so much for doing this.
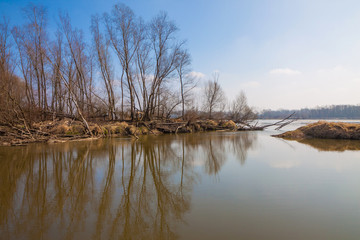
[1,0,360,110]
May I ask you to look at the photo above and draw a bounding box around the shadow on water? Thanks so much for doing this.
[0,131,257,240]
[296,138,360,152]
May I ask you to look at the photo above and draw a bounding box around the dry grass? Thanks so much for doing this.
[274,121,360,140]
[90,125,102,135]
[50,124,70,134]
[185,126,192,133]
[70,125,85,135]
[47,120,135,137]
[88,121,129,136]
[199,120,218,130]
[114,122,129,134]
[193,123,202,131]
[126,125,138,136]
[205,120,217,127]
[139,126,149,134]
[221,120,237,130]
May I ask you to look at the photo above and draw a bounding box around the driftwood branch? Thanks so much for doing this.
[239,112,296,131]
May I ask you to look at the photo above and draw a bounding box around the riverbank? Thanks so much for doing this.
[273,121,360,140]
[0,119,243,146]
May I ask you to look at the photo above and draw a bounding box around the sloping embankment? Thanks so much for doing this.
[273,121,360,140]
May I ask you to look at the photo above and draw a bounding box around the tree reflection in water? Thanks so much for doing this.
[0,132,257,239]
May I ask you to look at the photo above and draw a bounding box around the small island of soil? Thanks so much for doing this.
[273,121,360,140]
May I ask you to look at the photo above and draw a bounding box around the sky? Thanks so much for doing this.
[1,0,360,110]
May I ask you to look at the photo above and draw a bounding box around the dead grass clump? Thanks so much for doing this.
[193,123,202,131]
[200,120,218,130]
[221,120,237,130]
[274,128,305,139]
[114,122,128,134]
[96,122,130,136]
[114,121,128,127]
[102,127,109,136]
[186,126,193,133]
[103,125,115,135]
[274,121,360,140]
[205,120,217,127]
[50,124,70,134]
[70,125,85,135]
[114,126,123,134]
[139,126,149,135]
[126,125,139,136]
[90,125,103,136]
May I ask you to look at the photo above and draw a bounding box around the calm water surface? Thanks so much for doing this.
[1,120,360,240]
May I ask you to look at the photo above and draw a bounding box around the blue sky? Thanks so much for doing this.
[1,0,360,110]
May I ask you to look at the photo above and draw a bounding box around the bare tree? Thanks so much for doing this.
[12,4,49,120]
[104,4,141,120]
[145,12,183,120]
[134,20,151,113]
[176,49,196,119]
[0,17,34,135]
[230,91,256,123]
[12,26,36,116]
[91,15,116,120]
[103,6,186,121]
[203,73,226,119]
[48,30,65,116]
[59,12,95,114]
[48,12,93,135]
[0,17,13,102]
[157,86,181,119]
[2,3,197,127]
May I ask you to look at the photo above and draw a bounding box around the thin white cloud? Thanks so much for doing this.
[188,71,206,79]
[241,81,261,88]
[269,68,301,75]
[317,65,347,74]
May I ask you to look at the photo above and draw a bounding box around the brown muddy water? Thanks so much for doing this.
[1,120,360,240]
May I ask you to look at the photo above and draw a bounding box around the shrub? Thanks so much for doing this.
[90,125,102,136]
[221,120,237,130]
[126,125,138,136]
[205,120,217,128]
[102,127,109,136]
[193,123,202,131]
[139,126,149,134]
[50,124,69,134]
[114,122,128,134]
[201,120,218,130]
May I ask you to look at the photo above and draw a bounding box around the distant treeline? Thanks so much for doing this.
[259,105,360,119]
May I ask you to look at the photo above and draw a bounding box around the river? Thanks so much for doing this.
[0,120,360,239]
